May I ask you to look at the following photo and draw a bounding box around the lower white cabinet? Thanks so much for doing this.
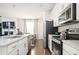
[8,49,17,55]
[48,34,53,53]
[18,37,28,55]
[0,34,32,55]
[8,42,17,54]
[63,49,70,55]
[63,40,79,55]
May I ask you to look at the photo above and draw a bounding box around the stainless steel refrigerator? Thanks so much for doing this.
[44,21,58,49]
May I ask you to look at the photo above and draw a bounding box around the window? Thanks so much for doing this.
[4,31,8,35]
[3,22,9,29]
[9,31,13,35]
[10,22,15,29]
[26,20,34,34]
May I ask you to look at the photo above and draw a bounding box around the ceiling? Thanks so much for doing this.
[0,3,55,19]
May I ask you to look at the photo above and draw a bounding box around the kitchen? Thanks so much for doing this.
[0,3,79,55]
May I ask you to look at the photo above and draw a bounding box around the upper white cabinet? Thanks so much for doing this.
[50,4,62,27]
[76,3,79,21]
[50,3,70,27]
[61,3,70,11]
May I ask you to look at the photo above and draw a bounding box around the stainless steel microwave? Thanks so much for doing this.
[59,3,76,25]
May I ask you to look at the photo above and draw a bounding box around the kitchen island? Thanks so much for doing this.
[0,34,33,55]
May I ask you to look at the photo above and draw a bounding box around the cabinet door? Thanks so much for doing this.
[7,42,17,54]
[18,39,27,55]
[63,49,70,55]
[54,19,59,27]
[25,37,28,54]
[63,3,70,10]
[8,49,17,55]
[76,3,79,21]
[63,43,79,55]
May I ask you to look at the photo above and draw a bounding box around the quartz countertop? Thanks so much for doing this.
[62,40,79,51]
[0,34,31,47]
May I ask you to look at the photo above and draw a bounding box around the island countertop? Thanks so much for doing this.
[0,34,31,47]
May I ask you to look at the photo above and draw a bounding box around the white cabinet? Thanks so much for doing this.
[0,34,32,55]
[0,47,8,55]
[76,3,79,21]
[8,42,17,54]
[48,34,52,52]
[50,3,70,27]
[61,3,70,11]
[63,40,79,55]
[8,49,17,55]
[18,39,25,55]
[18,37,28,55]
[0,43,17,55]
[63,43,79,55]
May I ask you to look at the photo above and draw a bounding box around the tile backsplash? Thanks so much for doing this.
[58,23,79,32]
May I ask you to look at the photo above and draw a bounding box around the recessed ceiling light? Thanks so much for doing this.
[40,4,43,7]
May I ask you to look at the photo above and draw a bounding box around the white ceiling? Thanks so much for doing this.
[0,3,55,19]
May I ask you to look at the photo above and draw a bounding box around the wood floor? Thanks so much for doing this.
[29,39,50,55]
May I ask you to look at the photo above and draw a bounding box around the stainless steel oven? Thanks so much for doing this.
[52,39,63,55]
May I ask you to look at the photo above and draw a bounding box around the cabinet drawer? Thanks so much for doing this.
[8,42,17,54]
[63,49,70,55]
[19,38,26,44]
[8,49,17,55]
[63,43,79,55]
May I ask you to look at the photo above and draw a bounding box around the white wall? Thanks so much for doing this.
[15,18,25,34]
[34,19,38,39]
[37,18,43,39]
[37,11,52,40]
[50,3,63,27]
